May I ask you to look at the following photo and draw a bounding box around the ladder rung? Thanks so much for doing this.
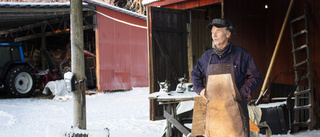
[291,15,306,23]
[292,121,310,127]
[292,44,308,53]
[293,59,309,67]
[295,89,311,96]
[294,96,310,100]
[294,104,311,110]
[271,97,295,101]
[295,74,310,82]
[292,29,308,38]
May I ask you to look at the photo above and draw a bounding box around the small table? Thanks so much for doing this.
[149,91,199,137]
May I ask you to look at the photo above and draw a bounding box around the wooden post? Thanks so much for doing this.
[70,0,86,129]
[187,11,193,82]
[41,26,46,70]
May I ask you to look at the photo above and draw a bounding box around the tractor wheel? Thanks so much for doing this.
[5,65,36,97]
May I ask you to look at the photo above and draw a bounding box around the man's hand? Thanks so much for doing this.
[200,89,208,101]
[245,97,252,104]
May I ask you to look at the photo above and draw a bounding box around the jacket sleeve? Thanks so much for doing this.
[191,55,207,95]
[239,54,262,99]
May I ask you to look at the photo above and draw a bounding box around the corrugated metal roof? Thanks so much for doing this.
[85,0,146,20]
[0,1,146,30]
[0,2,77,30]
[0,1,146,20]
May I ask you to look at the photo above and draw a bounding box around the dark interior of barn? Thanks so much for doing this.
[0,3,97,90]
[146,0,320,134]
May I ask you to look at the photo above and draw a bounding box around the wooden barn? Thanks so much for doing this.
[144,0,320,134]
[0,0,148,91]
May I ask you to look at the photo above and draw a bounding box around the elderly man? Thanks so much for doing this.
[191,18,262,136]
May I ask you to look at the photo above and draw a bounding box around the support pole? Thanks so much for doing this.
[41,26,46,70]
[256,0,294,105]
[70,0,86,129]
[187,11,193,82]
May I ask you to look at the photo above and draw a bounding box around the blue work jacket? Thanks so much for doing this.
[191,43,262,99]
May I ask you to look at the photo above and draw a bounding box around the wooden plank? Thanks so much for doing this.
[14,25,95,42]
[0,19,60,35]
[191,96,206,136]
[164,110,191,136]
[147,6,156,121]
[249,120,260,132]
[187,19,193,82]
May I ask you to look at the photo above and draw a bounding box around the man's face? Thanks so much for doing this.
[211,26,231,49]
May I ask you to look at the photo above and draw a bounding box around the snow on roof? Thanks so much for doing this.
[142,0,160,5]
[85,0,146,20]
[0,2,73,8]
[0,1,146,20]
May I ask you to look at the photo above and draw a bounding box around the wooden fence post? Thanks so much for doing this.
[70,0,86,129]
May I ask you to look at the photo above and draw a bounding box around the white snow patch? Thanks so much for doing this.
[142,0,160,5]
[1,87,320,137]
[0,87,165,137]
[257,101,287,108]
[42,80,72,100]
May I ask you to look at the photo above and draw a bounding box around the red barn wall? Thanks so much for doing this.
[96,6,148,91]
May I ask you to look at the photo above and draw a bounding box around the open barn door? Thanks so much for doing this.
[148,6,188,120]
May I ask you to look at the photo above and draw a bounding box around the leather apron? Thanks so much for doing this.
[204,53,249,137]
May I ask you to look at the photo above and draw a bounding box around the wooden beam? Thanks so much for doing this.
[163,110,193,136]
[14,25,95,42]
[187,13,193,82]
[0,19,61,35]
[0,12,94,36]
[191,96,206,136]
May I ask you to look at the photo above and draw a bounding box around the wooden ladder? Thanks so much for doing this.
[290,4,314,132]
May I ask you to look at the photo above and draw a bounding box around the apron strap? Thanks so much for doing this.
[208,53,214,66]
[208,50,234,65]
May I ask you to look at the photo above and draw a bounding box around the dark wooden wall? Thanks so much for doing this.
[148,7,189,120]
[191,4,221,67]
[148,7,188,92]
[306,0,320,105]
[224,0,268,98]
[224,0,320,100]
[147,0,320,121]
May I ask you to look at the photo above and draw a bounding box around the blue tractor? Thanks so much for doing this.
[0,43,36,97]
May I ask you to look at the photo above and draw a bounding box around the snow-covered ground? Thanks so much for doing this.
[0,87,320,137]
[0,87,164,137]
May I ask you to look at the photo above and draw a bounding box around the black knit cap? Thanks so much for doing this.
[207,18,235,33]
